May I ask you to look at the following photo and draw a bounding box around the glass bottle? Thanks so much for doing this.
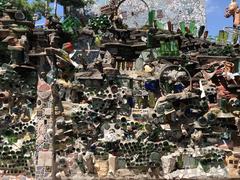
[218,30,225,44]
[204,31,208,40]
[189,20,197,36]
[155,20,164,30]
[198,26,205,38]
[180,21,186,35]
[232,30,238,44]
[223,31,229,44]
[167,21,173,32]
[148,10,156,27]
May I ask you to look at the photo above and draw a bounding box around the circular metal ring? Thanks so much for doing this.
[159,65,192,96]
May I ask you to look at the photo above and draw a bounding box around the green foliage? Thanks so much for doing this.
[0,0,31,12]
[12,0,32,10]
[0,0,7,4]
[0,0,51,19]
[31,0,52,18]
[0,0,94,19]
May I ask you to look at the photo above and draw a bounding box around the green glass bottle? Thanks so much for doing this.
[216,35,220,44]
[62,17,72,31]
[223,31,229,44]
[232,31,238,44]
[155,20,164,30]
[148,10,156,27]
[158,41,165,56]
[189,20,197,36]
[170,40,176,56]
[166,41,171,56]
[180,21,186,35]
[218,30,225,44]
[175,40,180,56]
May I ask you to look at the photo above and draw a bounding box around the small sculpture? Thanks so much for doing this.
[77,150,95,175]
[225,0,240,27]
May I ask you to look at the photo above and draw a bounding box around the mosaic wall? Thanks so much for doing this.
[1,1,240,180]
[118,0,206,29]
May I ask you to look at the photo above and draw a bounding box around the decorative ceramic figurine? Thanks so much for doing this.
[225,0,240,27]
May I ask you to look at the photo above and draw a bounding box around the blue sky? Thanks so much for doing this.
[206,0,233,36]
[34,0,234,37]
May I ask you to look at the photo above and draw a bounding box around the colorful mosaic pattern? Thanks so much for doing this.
[118,0,206,29]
